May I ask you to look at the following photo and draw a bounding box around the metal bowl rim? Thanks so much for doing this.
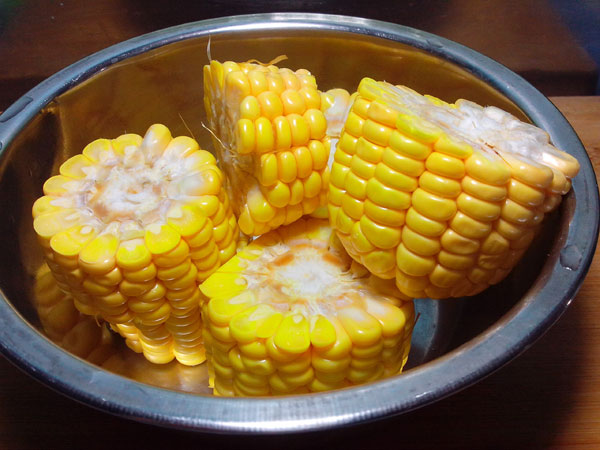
[0,13,597,434]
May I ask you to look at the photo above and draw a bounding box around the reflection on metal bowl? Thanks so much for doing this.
[0,13,597,433]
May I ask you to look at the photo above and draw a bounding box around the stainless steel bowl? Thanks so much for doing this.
[0,13,597,433]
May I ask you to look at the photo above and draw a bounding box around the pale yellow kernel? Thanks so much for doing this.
[186,221,214,249]
[434,135,473,159]
[426,152,465,179]
[292,146,312,179]
[449,211,492,239]
[79,234,119,275]
[259,153,278,186]
[230,304,278,344]
[284,203,304,225]
[355,137,384,164]
[273,314,311,354]
[111,133,142,155]
[456,193,502,222]
[299,87,322,110]
[338,307,382,347]
[303,171,322,198]
[351,156,377,180]
[255,117,275,153]
[167,204,207,238]
[341,195,364,220]
[481,231,510,255]
[82,138,112,162]
[264,181,291,208]
[396,243,436,277]
[257,90,284,120]
[192,195,220,218]
[362,249,397,278]
[366,178,411,210]
[240,96,261,120]
[280,89,306,115]
[236,118,255,154]
[338,133,358,155]
[363,199,405,227]
[388,130,432,160]
[465,153,511,186]
[278,151,297,183]
[405,208,446,237]
[344,171,368,200]
[501,199,536,225]
[419,171,461,198]
[317,318,352,360]
[50,226,96,257]
[59,154,93,179]
[375,163,418,192]
[367,100,398,127]
[266,71,285,95]
[508,178,545,207]
[402,226,441,256]
[247,70,268,96]
[94,266,123,287]
[396,113,441,144]
[289,179,305,205]
[308,140,328,170]
[310,315,337,349]
[288,114,310,147]
[360,215,401,250]
[363,119,393,147]
[247,187,277,223]
[495,218,525,241]
[382,147,426,178]
[344,111,365,137]
[273,116,292,150]
[429,264,464,288]
[395,269,430,292]
[462,176,507,202]
[502,153,554,189]
[43,175,73,196]
[411,188,457,221]
[441,229,480,255]
[208,291,255,327]
[144,224,180,255]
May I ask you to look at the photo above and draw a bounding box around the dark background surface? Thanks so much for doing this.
[0,0,597,111]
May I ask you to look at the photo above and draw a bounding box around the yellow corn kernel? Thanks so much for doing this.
[330,78,579,299]
[200,218,414,396]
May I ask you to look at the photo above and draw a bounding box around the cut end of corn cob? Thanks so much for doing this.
[203,60,351,236]
[199,218,414,396]
[32,124,239,365]
[329,78,580,299]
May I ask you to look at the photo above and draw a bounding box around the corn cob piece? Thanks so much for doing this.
[329,78,580,299]
[199,218,414,396]
[34,263,117,365]
[203,60,351,236]
[32,124,239,365]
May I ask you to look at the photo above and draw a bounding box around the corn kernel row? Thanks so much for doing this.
[204,60,350,236]
[32,124,239,365]
[199,218,414,396]
[329,78,579,299]
[34,264,118,365]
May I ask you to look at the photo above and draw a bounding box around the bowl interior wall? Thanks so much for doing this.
[0,28,559,393]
